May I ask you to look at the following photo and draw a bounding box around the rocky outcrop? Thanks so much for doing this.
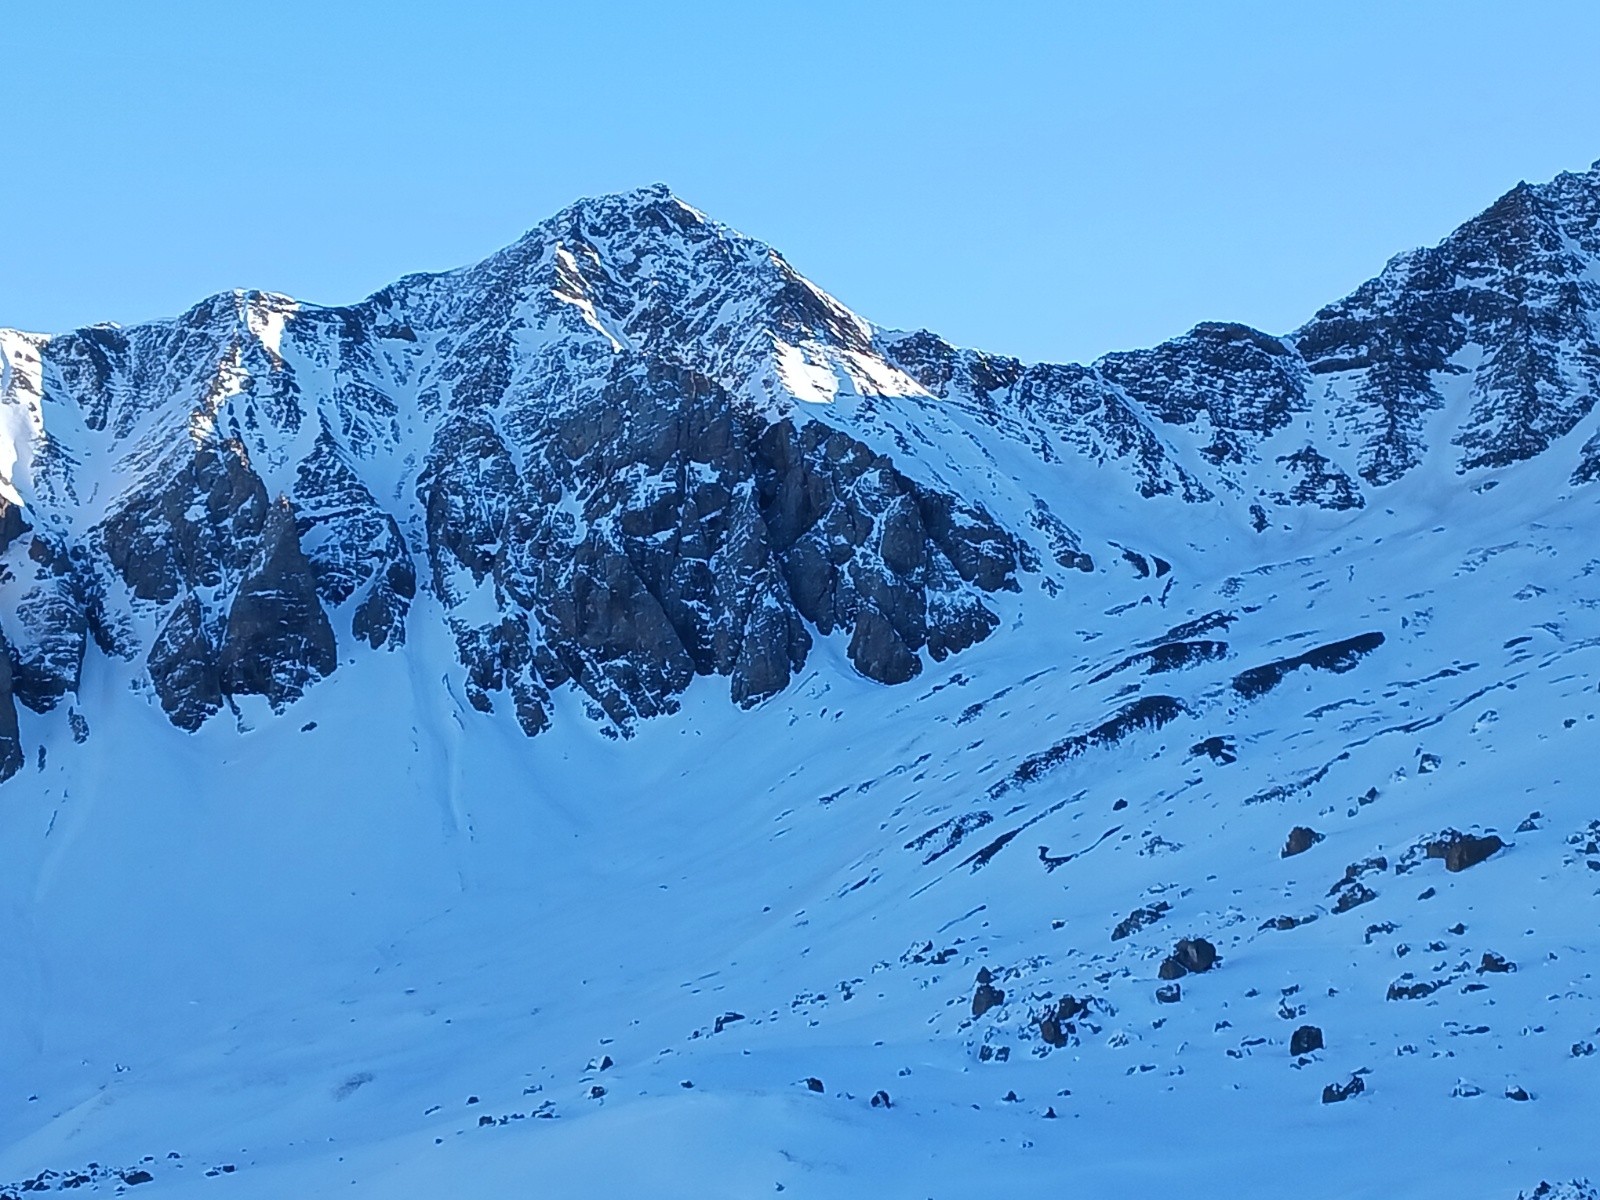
[147,594,222,731]
[218,500,338,709]
[6,534,90,711]
[294,432,415,650]
[0,622,23,781]
[1098,322,1310,467]
[418,359,1019,732]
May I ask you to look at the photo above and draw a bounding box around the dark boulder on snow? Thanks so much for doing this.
[1112,901,1171,941]
[1282,826,1323,857]
[972,968,1005,1018]
[1290,1025,1324,1056]
[1036,995,1088,1046]
[1321,1075,1365,1104]
[1159,937,1219,979]
[1424,830,1506,872]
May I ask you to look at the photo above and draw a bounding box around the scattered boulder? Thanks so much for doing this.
[972,968,1006,1018]
[1112,901,1171,941]
[1259,914,1315,932]
[1290,1025,1324,1056]
[1191,735,1238,764]
[1282,826,1323,858]
[1036,995,1089,1046]
[1321,1074,1365,1104]
[1332,883,1378,913]
[1478,951,1515,974]
[1505,1085,1533,1102]
[1386,975,1447,1001]
[1155,983,1182,1004]
[870,1090,892,1108]
[1159,937,1219,979]
[1424,831,1505,872]
[805,1077,825,1093]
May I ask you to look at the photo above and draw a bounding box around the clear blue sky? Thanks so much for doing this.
[4,1,1599,364]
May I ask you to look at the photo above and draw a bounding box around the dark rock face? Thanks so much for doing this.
[1099,322,1309,468]
[417,361,1019,733]
[294,432,415,650]
[0,623,24,781]
[147,595,223,731]
[99,440,271,607]
[218,500,338,708]
[0,195,1026,756]
[1290,1025,1325,1056]
[1298,173,1600,483]
[6,533,91,711]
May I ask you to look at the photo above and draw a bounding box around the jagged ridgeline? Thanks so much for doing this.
[4,163,1600,776]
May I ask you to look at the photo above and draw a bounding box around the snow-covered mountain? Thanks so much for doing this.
[2,165,1599,1198]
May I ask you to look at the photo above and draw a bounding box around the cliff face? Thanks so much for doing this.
[4,167,1600,776]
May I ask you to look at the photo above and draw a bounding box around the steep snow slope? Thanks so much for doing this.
[3,167,1600,1198]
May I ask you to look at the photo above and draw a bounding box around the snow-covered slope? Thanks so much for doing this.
[2,166,1600,1198]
